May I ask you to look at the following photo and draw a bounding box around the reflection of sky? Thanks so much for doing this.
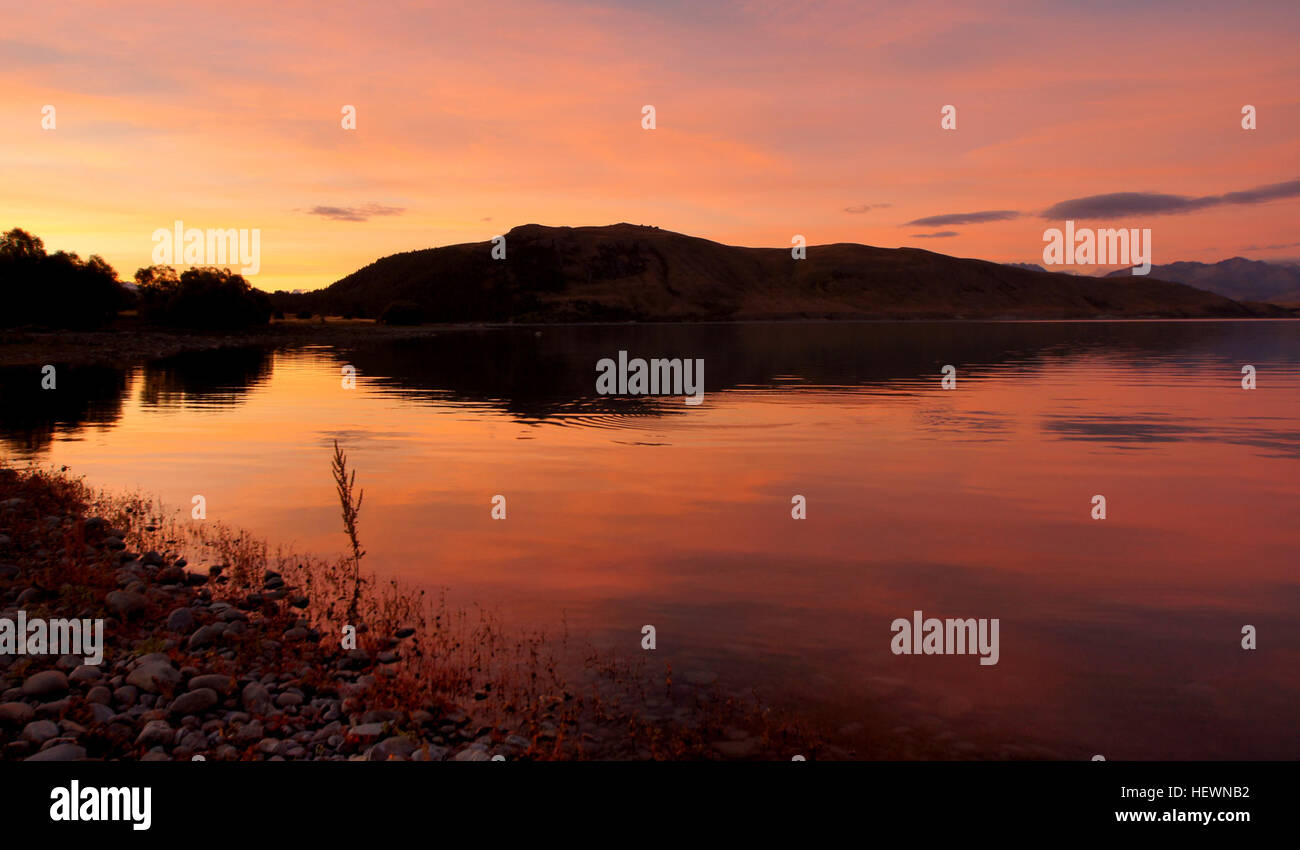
[7,324,1300,757]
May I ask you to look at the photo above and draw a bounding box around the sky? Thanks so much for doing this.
[2,0,1298,292]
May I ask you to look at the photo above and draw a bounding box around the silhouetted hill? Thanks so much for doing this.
[1103,257,1300,305]
[284,224,1280,321]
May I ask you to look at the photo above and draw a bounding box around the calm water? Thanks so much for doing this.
[3,320,1299,759]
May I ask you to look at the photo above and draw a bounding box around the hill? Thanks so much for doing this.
[1103,257,1300,305]
[279,224,1281,322]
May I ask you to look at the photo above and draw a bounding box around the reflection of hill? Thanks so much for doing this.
[331,321,1300,424]
[0,364,131,454]
[3,322,1295,452]
[137,348,272,410]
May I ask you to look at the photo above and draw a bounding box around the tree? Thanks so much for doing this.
[135,266,272,329]
[0,228,45,261]
[0,228,126,329]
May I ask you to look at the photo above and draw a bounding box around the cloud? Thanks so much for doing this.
[1042,179,1300,219]
[843,203,892,214]
[910,231,959,238]
[905,210,1019,226]
[1232,241,1300,250]
[306,204,406,222]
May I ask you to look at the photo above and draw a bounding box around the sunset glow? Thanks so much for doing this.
[4,0,1298,291]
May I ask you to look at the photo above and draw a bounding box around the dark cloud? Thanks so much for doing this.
[910,231,959,238]
[905,210,1019,226]
[1042,179,1300,219]
[843,203,892,214]
[306,203,406,222]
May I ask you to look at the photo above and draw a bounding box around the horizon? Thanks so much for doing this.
[4,0,1299,291]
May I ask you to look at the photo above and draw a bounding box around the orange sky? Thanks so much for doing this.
[3,0,1298,292]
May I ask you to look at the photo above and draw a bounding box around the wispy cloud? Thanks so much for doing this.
[843,203,892,214]
[1042,179,1300,219]
[910,230,959,238]
[905,210,1019,227]
[306,204,406,222]
[1239,241,1300,251]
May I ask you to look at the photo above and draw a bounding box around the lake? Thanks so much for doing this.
[3,319,1299,759]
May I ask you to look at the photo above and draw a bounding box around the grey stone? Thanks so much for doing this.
[126,662,181,694]
[135,719,174,748]
[169,688,218,716]
[25,743,86,761]
[241,682,271,714]
[0,702,36,726]
[21,670,69,700]
[69,665,102,683]
[105,590,147,619]
[21,719,60,744]
[188,674,233,693]
[188,623,226,649]
[165,607,195,633]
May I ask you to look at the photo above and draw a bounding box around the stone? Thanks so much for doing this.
[241,682,271,714]
[86,685,113,705]
[188,623,226,649]
[347,723,385,744]
[0,702,36,726]
[21,719,59,744]
[126,662,181,694]
[25,743,86,761]
[69,665,102,683]
[275,692,302,708]
[21,670,69,700]
[369,735,417,760]
[105,590,147,619]
[188,674,234,694]
[165,608,195,633]
[135,719,174,748]
[169,688,219,716]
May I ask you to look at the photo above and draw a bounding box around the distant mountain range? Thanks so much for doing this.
[277,224,1288,322]
[1102,257,1300,305]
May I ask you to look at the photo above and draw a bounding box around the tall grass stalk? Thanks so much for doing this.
[330,440,365,622]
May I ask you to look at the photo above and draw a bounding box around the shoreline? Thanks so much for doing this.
[0,463,823,761]
[2,312,1297,368]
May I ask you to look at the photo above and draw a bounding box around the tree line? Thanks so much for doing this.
[1,228,271,330]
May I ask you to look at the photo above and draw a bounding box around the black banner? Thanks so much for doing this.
[2,761,1283,838]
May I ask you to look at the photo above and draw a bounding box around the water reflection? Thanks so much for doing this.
[1,320,1298,759]
[3,321,1299,454]
[137,348,272,410]
[0,363,130,454]
[0,347,273,455]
